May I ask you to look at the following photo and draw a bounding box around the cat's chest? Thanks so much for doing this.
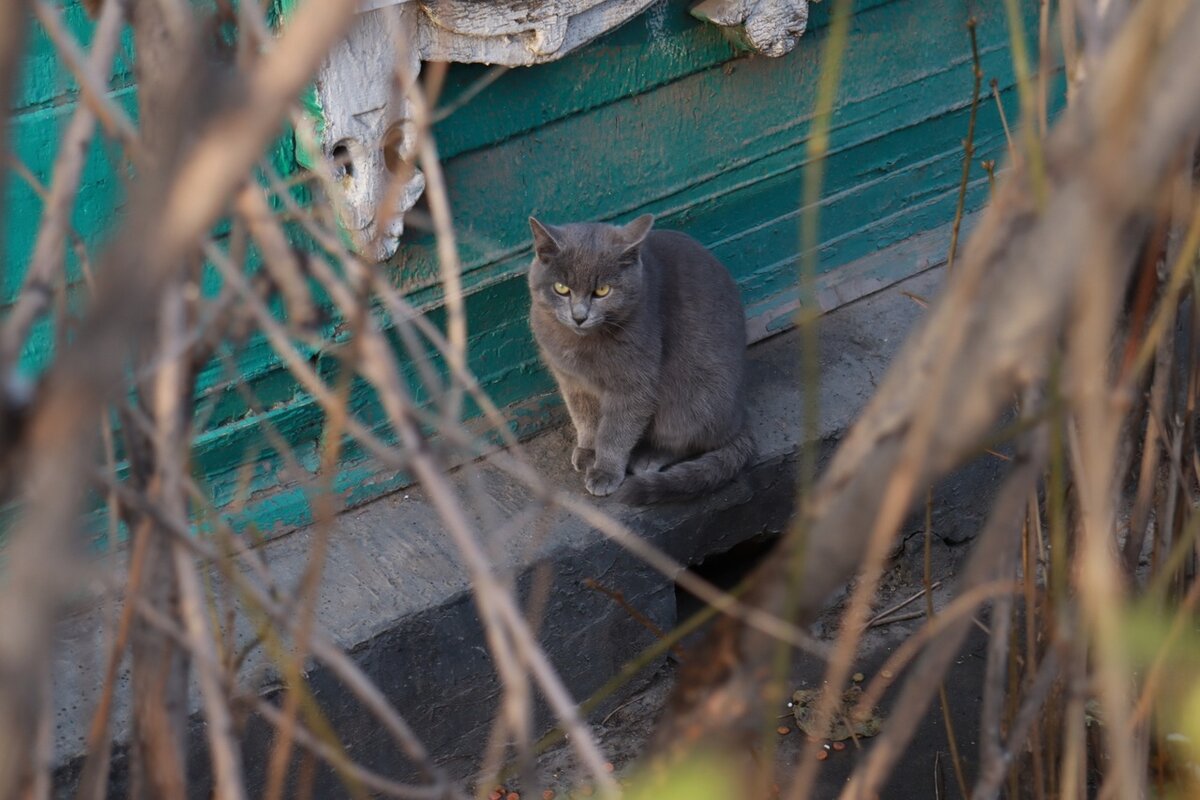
[540,336,633,391]
[544,341,605,377]
[533,309,654,388]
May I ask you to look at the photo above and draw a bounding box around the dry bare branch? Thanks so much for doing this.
[0,0,126,372]
[99,470,464,797]
[0,2,363,794]
[843,440,1044,798]
[0,0,31,282]
[654,0,1200,787]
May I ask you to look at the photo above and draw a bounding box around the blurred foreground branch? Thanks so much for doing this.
[0,1,359,795]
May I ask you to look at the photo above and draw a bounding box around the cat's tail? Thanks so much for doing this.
[617,428,755,505]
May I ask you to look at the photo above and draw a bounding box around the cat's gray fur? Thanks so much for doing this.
[527,213,753,504]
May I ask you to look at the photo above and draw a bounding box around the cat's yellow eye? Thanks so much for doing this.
[593,285,612,298]
[552,282,570,296]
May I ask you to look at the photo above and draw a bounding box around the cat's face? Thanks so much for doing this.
[528,215,653,336]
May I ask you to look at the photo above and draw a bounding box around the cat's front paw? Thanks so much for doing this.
[584,464,625,497]
[571,447,596,472]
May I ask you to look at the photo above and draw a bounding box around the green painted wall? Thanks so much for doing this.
[4,0,1061,544]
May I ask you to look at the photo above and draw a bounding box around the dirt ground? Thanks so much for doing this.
[525,528,995,799]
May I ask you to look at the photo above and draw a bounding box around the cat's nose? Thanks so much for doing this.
[571,306,588,325]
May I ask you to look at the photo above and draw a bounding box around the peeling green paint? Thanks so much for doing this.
[4,0,1063,545]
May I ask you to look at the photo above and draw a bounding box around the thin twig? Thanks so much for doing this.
[946,18,982,275]
[585,578,687,660]
[134,598,449,800]
[991,79,1017,165]
[1002,0,1048,204]
[30,0,139,147]
[971,649,1062,799]
[926,486,970,800]
[105,472,464,796]
[404,43,467,424]
[842,446,1043,799]
[262,352,350,800]
[865,609,925,628]
[431,65,509,124]
[863,581,942,628]
[977,545,1018,798]
[1,0,127,372]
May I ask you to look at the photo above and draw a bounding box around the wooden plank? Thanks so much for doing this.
[2,0,1062,545]
[183,0,1058,539]
[397,0,1029,293]
[430,0,897,161]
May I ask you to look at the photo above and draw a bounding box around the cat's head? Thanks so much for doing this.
[527,214,654,336]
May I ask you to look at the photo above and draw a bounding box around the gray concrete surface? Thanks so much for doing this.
[50,256,1003,797]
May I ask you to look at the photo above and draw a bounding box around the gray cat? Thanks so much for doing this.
[527,213,753,504]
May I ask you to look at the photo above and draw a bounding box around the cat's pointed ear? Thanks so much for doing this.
[620,214,655,251]
[529,216,564,262]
